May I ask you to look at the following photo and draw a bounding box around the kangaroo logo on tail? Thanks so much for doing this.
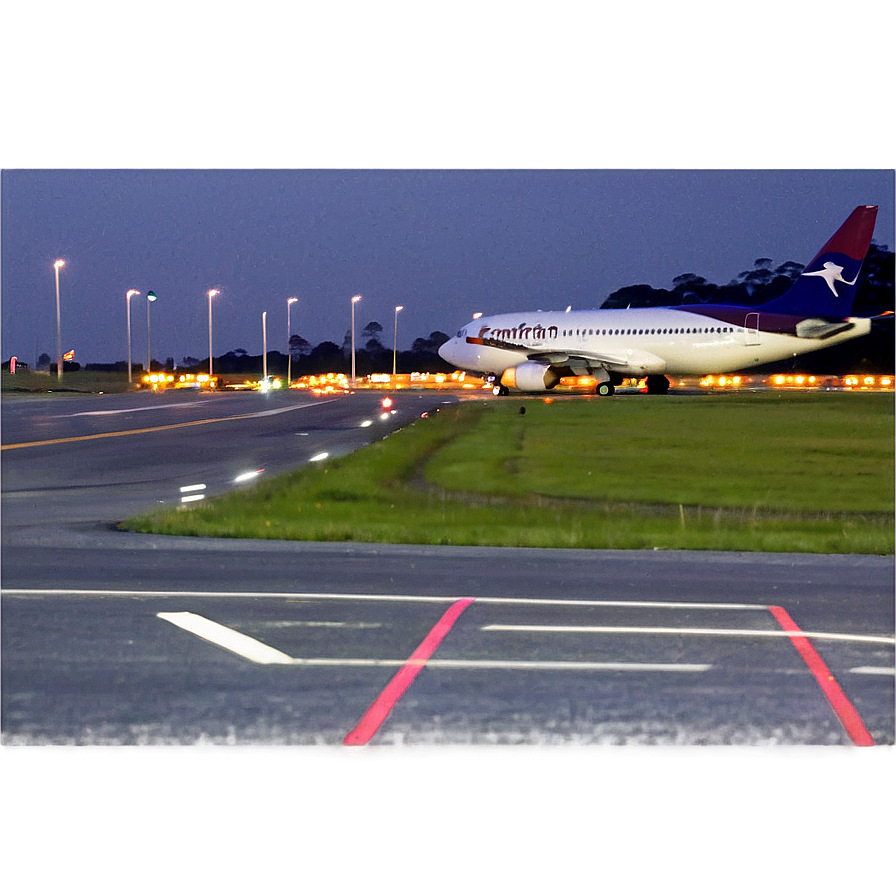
[800,261,859,297]
[760,205,878,319]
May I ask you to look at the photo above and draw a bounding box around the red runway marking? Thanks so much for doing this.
[344,598,475,746]
[768,605,874,746]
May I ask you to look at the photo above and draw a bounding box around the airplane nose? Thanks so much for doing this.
[438,339,456,364]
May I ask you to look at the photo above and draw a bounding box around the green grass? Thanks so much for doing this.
[124,392,895,554]
[1,370,134,393]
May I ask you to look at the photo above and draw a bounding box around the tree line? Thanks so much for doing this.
[29,244,894,376]
[600,243,894,373]
[601,243,893,315]
[192,324,455,378]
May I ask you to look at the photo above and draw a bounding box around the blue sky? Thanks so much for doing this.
[2,7,893,367]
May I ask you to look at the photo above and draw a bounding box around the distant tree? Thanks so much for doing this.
[854,242,895,315]
[36,352,51,370]
[733,261,777,295]
[362,321,384,345]
[305,340,345,374]
[601,284,676,308]
[672,273,706,290]
[671,273,715,303]
[182,356,200,368]
[50,360,80,373]
[774,261,804,280]
[411,331,450,353]
[403,331,453,373]
[289,334,312,358]
[218,350,272,374]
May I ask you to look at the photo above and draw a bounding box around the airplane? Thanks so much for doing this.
[438,205,881,395]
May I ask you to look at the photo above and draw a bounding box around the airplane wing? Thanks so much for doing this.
[468,334,666,376]
[470,333,628,367]
[526,348,632,369]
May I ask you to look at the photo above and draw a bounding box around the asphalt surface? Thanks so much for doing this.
[2,387,893,745]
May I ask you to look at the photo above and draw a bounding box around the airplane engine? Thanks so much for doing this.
[500,361,561,392]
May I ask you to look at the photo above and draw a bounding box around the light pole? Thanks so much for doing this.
[350,294,361,387]
[207,289,219,378]
[146,291,157,373]
[126,289,140,383]
[54,259,65,381]
[287,297,298,386]
[262,311,268,382]
[393,304,403,376]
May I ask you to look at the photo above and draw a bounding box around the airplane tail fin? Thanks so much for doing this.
[760,205,878,319]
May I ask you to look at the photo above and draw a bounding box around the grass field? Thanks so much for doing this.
[124,391,894,554]
[1,370,133,393]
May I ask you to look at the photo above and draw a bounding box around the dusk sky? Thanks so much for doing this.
[3,6,894,372]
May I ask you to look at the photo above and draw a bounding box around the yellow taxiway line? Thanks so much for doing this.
[1,399,339,451]
[1,415,249,450]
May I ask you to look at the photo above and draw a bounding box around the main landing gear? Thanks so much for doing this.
[644,375,670,395]
[594,374,670,396]
[595,372,623,397]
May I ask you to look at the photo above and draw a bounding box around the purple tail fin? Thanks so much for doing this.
[760,205,878,318]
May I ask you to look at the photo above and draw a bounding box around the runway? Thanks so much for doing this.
[2,388,893,745]
[2,393,894,893]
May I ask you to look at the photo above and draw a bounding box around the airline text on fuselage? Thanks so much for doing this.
[479,322,559,343]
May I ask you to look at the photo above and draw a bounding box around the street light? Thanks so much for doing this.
[126,289,140,383]
[146,291,157,374]
[207,289,219,378]
[350,294,361,387]
[287,297,298,386]
[262,311,268,382]
[54,259,65,381]
[393,304,404,376]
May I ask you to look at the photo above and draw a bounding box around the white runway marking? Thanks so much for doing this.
[56,402,204,416]
[158,612,294,665]
[417,659,710,672]
[483,624,896,645]
[53,397,336,420]
[156,612,710,671]
[849,666,895,676]
[244,404,328,418]
[2,588,773,611]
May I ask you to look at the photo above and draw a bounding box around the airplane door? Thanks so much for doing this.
[744,312,760,345]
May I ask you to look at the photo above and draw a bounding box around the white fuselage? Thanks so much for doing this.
[440,307,870,378]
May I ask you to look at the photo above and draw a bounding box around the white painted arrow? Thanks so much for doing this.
[157,612,712,672]
[158,612,294,665]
